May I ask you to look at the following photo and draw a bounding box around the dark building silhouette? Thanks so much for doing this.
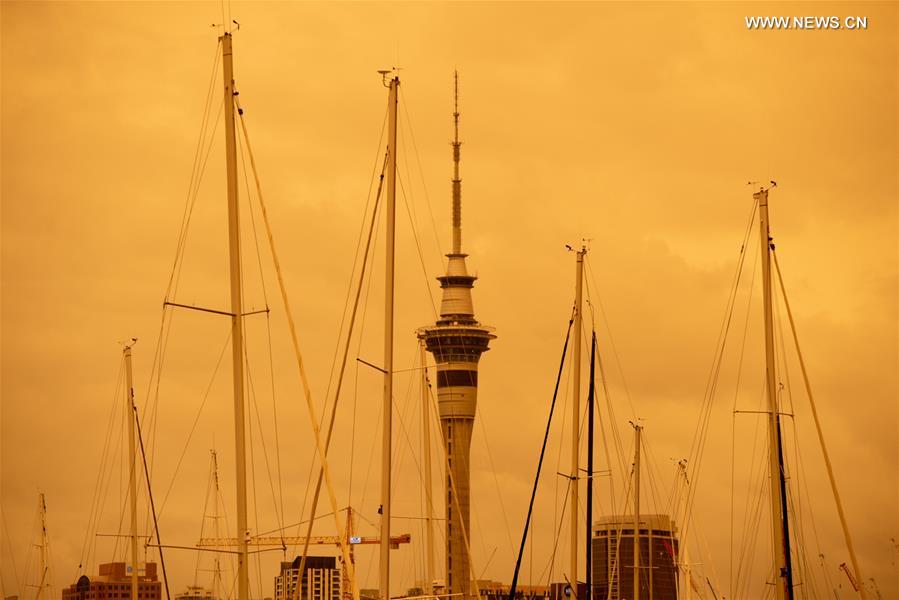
[61,563,161,600]
[274,556,340,600]
[591,515,679,600]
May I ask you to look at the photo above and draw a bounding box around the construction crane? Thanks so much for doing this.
[868,578,882,600]
[197,507,411,600]
[839,562,859,592]
[196,533,411,547]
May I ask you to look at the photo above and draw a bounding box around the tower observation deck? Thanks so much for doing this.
[418,72,494,600]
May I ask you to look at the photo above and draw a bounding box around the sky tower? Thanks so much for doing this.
[419,72,495,600]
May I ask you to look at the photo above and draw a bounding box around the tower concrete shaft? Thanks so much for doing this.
[420,73,494,600]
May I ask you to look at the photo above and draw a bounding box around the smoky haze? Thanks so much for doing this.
[1,2,896,600]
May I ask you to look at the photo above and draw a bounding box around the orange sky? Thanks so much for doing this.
[2,2,897,600]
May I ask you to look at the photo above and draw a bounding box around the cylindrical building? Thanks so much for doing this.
[591,514,679,600]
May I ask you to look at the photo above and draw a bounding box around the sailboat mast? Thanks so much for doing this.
[381,73,399,600]
[37,493,48,600]
[632,424,641,600]
[755,187,793,600]
[211,450,222,600]
[124,344,139,600]
[421,340,435,597]
[585,332,596,600]
[570,246,585,597]
[220,31,249,600]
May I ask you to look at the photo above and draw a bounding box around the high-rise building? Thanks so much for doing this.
[419,73,495,600]
[61,563,161,600]
[591,514,679,600]
[274,556,341,600]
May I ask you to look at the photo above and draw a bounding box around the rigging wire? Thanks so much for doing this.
[389,350,427,493]
[154,331,232,518]
[680,196,758,551]
[235,96,361,600]
[235,110,285,549]
[582,275,629,503]
[540,480,573,589]
[583,259,638,424]
[293,148,387,578]
[593,326,621,534]
[352,187,385,541]
[788,403,829,597]
[1,504,22,595]
[550,332,573,585]
[586,305,636,594]
[323,111,390,519]
[86,369,129,573]
[772,249,867,597]
[604,444,636,599]
[194,452,217,586]
[288,107,387,565]
[399,90,445,263]
[773,289,814,598]
[134,409,171,600]
[733,380,769,598]
[349,178,384,523]
[139,42,226,556]
[243,350,267,600]
[320,106,388,431]
[165,40,222,300]
[475,405,518,561]
[508,316,574,600]
[728,225,760,598]
[76,356,125,577]
[21,499,40,600]
[396,168,439,318]
[244,347,286,541]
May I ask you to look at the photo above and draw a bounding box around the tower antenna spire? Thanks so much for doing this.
[452,70,462,254]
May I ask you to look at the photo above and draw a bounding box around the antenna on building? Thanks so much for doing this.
[451,70,463,255]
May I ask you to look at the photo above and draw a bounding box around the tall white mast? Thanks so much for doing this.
[570,246,585,597]
[421,340,435,597]
[381,72,399,600]
[221,31,249,600]
[124,344,139,600]
[632,424,641,600]
[755,187,792,600]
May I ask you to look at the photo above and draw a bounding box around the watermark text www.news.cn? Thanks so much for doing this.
[745,16,868,30]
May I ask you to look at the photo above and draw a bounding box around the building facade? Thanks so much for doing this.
[61,563,161,600]
[274,556,340,600]
[174,587,215,600]
[591,515,679,600]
